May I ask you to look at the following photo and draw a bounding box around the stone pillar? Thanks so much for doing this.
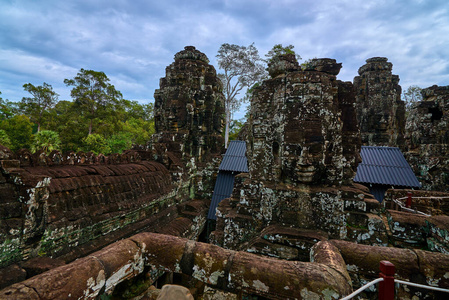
[405,85,449,191]
[354,57,405,148]
[151,46,225,199]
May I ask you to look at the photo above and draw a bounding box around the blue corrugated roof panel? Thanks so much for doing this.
[219,140,249,173]
[354,146,421,188]
[207,172,235,220]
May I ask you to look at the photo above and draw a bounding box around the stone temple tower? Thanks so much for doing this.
[211,55,381,251]
[247,56,361,186]
[151,46,225,199]
[151,46,225,165]
[354,57,406,148]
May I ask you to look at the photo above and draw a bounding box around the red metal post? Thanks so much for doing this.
[379,261,395,300]
[406,192,412,208]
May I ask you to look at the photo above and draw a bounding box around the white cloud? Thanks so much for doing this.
[0,0,448,105]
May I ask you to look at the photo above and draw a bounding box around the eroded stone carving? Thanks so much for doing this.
[152,46,225,164]
[212,55,383,252]
[405,85,449,191]
[354,57,406,148]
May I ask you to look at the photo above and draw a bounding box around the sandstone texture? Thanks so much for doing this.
[152,46,224,168]
[0,232,353,299]
[354,57,405,148]
[213,55,383,254]
[150,46,225,204]
[2,47,449,300]
[405,85,449,191]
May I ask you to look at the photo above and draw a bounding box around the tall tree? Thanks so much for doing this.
[216,43,266,148]
[402,85,423,111]
[20,82,59,132]
[47,100,88,152]
[64,69,123,135]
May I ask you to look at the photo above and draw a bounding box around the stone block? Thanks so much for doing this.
[0,264,26,290]
[21,257,65,278]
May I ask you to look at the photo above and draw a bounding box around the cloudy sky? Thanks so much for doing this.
[1,0,448,118]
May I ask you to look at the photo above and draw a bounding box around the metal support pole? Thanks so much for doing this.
[379,261,395,300]
[406,192,412,208]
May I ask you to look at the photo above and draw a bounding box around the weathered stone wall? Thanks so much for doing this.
[212,56,387,253]
[354,57,406,148]
[0,46,226,288]
[3,233,449,300]
[0,147,193,270]
[405,85,449,191]
[247,56,359,185]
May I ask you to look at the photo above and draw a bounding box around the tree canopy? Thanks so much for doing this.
[1,92,18,121]
[20,82,59,132]
[216,43,266,147]
[0,75,154,154]
[64,69,123,135]
[0,114,34,151]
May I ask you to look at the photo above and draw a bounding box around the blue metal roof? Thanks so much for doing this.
[219,140,249,173]
[354,146,421,188]
[207,172,235,220]
[207,141,249,220]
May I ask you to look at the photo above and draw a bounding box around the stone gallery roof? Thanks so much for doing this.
[208,140,248,220]
[354,146,421,188]
[219,140,249,173]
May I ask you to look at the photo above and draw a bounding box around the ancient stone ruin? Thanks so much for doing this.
[151,45,225,200]
[1,47,449,299]
[211,54,388,256]
[152,46,225,167]
[405,85,449,191]
[0,46,224,294]
[354,57,406,148]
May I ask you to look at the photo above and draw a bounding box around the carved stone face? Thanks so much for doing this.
[248,56,356,185]
[152,46,225,161]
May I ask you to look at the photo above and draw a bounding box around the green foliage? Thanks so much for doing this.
[82,134,111,155]
[121,117,155,145]
[118,100,154,122]
[106,132,132,154]
[0,115,33,151]
[31,130,61,153]
[300,57,317,70]
[20,82,58,132]
[228,118,245,141]
[0,129,12,148]
[64,69,123,135]
[265,44,301,63]
[44,100,87,152]
[0,91,19,120]
[2,76,154,153]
